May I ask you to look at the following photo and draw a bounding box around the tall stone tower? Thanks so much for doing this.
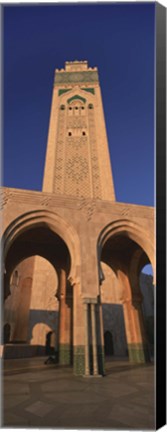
[43,60,115,201]
[2,60,155,378]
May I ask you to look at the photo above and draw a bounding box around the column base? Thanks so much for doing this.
[128,343,150,363]
[73,345,85,375]
[73,345,105,376]
[83,374,103,378]
[59,344,72,365]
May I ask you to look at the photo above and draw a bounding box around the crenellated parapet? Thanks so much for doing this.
[54,60,98,85]
[55,60,97,73]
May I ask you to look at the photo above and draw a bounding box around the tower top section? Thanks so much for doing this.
[56,60,97,72]
[55,60,98,85]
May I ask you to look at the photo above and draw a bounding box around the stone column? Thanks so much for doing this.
[84,302,90,376]
[132,296,150,362]
[123,296,150,363]
[73,282,85,375]
[66,282,73,364]
[83,298,103,377]
[58,268,69,365]
[58,268,66,335]
[97,302,105,375]
[91,303,99,375]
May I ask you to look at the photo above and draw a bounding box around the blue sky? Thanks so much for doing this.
[3,3,155,206]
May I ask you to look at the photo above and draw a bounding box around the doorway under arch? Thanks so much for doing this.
[3,323,11,344]
[104,331,114,356]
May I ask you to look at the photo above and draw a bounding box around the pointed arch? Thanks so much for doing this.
[97,219,155,282]
[2,209,81,286]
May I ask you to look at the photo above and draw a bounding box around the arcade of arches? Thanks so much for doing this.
[2,208,155,376]
[1,61,155,376]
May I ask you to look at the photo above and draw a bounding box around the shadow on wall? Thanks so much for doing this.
[102,304,128,357]
[28,309,59,348]
[3,311,59,359]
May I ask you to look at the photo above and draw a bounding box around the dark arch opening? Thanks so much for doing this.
[101,234,150,274]
[104,331,114,356]
[3,323,11,344]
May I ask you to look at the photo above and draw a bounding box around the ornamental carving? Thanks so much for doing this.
[40,197,52,207]
[55,71,98,84]
[53,88,102,199]
[88,109,102,199]
[67,118,87,128]
[66,156,89,183]
[0,190,13,210]
[121,207,130,217]
[78,197,96,221]
[53,109,65,194]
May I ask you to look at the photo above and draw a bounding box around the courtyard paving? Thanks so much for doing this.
[1,357,155,429]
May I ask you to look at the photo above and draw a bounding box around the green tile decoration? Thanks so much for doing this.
[73,345,85,375]
[59,344,72,365]
[55,71,99,84]
[81,88,95,95]
[128,343,150,363]
[67,95,86,104]
[58,88,72,96]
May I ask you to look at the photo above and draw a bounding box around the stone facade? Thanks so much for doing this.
[1,61,155,375]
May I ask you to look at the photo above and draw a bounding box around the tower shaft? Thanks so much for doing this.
[43,60,115,201]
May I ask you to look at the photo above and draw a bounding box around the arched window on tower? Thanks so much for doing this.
[68,106,73,116]
[81,105,85,116]
[74,105,79,116]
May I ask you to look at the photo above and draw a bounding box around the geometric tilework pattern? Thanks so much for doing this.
[54,96,102,199]
[53,109,65,194]
[88,108,102,199]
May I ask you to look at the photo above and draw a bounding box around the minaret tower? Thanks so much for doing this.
[43,60,115,201]
[2,60,155,380]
